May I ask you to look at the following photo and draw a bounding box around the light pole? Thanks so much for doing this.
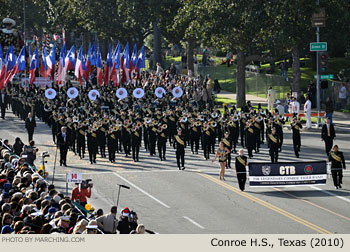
[316,0,321,127]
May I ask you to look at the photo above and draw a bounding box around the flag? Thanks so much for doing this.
[65,45,76,71]
[136,45,145,78]
[121,42,130,83]
[40,46,49,79]
[85,42,93,80]
[96,46,103,86]
[53,34,60,41]
[110,43,120,87]
[137,45,145,69]
[129,44,138,79]
[103,44,113,85]
[29,46,39,84]
[4,46,26,85]
[46,42,56,80]
[1,45,16,88]
[75,46,86,86]
[57,44,66,84]
[0,45,5,90]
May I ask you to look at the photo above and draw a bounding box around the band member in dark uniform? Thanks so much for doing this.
[328,145,346,189]
[273,116,284,152]
[235,149,248,191]
[25,112,36,142]
[107,127,117,163]
[97,122,107,158]
[321,117,336,156]
[131,124,141,162]
[157,124,167,161]
[245,121,255,159]
[122,122,131,157]
[212,141,230,180]
[143,122,150,151]
[174,128,186,170]
[222,132,232,168]
[268,127,280,163]
[87,127,98,164]
[76,122,86,159]
[49,112,57,143]
[57,126,70,167]
[0,90,8,119]
[291,117,302,158]
[228,118,239,153]
[190,121,200,154]
[148,122,157,156]
[203,124,211,160]
[240,115,247,148]
[253,118,261,153]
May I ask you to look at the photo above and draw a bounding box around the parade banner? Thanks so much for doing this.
[248,161,327,187]
[21,77,52,88]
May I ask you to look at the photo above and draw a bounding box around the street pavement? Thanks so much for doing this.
[1,110,350,234]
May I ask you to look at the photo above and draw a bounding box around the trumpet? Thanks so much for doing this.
[257,116,263,122]
[195,121,202,127]
[228,121,234,126]
[181,117,188,123]
[162,124,168,130]
[211,112,218,119]
[137,121,142,128]
[199,115,205,121]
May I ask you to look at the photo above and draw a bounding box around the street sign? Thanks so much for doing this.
[314,74,334,80]
[310,42,327,52]
[66,172,82,183]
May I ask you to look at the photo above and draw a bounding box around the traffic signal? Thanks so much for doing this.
[318,52,328,73]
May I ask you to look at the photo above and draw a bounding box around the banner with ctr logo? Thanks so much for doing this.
[248,161,327,187]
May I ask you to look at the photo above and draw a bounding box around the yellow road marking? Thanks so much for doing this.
[200,173,332,234]
[273,187,350,221]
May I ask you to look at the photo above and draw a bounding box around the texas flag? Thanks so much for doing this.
[120,42,130,83]
[136,45,145,78]
[29,46,40,84]
[96,46,103,86]
[1,45,16,88]
[56,43,66,84]
[129,44,138,80]
[85,42,94,80]
[74,46,86,86]
[46,42,56,80]
[40,46,49,79]
[65,45,76,71]
[4,46,26,85]
[0,45,5,90]
[103,44,113,85]
[110,43,120,87]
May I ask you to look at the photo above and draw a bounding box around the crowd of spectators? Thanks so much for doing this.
[0,139,147,234]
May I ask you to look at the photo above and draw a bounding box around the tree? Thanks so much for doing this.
[174,0,276,107]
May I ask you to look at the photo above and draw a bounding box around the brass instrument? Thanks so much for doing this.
[211,112,218,119]
[181,117,188,123]
[162,124,168,130]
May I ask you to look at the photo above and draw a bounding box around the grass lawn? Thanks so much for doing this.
[165,56,350,101]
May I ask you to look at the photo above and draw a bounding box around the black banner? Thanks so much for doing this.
[248,161,327,187]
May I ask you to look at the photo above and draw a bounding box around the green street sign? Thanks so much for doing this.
[314,74,334,80]
[310,42,327,52]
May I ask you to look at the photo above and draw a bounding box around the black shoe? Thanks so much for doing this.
[160,158,163,161]
[90,161,93,164]
[63,164,67,167]
[93,160,96,163]
[178,167,181,170]
[296,154,299,158]
[163,157,166,161]
[338,184,342,189]
[182,167,185,170]
[335,186,339,189]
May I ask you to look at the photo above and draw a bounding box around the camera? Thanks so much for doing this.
[80,179,93,189]
[128,211,137,223]
[41,151,50,158]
